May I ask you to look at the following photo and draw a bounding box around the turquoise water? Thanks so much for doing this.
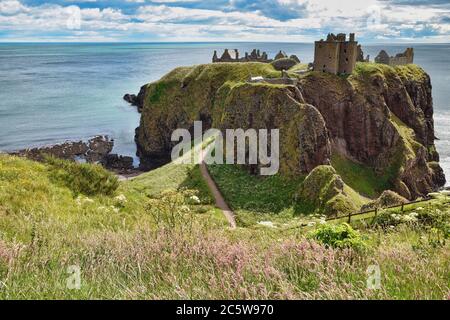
[0,43,449,181]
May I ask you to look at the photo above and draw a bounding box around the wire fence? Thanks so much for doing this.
[326,196,436,223]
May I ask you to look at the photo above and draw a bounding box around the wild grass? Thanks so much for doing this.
[331,153,391,198]
[0,155,449,299]
[207,164,304,227]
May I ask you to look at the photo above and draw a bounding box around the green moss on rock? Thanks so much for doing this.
[295,165,366,216]
[361,190,408,211]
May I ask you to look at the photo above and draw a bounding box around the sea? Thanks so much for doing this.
[0,42,449,183]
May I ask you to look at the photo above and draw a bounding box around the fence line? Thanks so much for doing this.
[326,196,435,223]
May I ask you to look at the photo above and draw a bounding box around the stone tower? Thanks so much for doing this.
[313,33,359,75]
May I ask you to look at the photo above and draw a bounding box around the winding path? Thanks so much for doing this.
[118,146,237,229]
[199,149,237,229]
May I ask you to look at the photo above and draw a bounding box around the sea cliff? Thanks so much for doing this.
[134,62,445,205]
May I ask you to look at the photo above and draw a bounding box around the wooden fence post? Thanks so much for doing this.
[401,204,404,212]
[375,208,378,217]
[348,212,352,223]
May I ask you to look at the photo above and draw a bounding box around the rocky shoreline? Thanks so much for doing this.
[8,135,141,176]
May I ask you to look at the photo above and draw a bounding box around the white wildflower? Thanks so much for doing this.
[402,215,418,223]
[258,221,276,228]
[114,194,127,206]
[189,195,201,204]
[180,205,190,213]
[110,206,120,214]
[76,196,94,206]
[97,206,109,213]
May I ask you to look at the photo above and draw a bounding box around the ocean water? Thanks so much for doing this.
[0,42,449,182]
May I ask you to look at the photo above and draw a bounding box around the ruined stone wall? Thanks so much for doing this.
[213,49,273,63]
[314,41,340,74]
[338,42,358,74]
[375,48,414,66]
[389,56,409,66]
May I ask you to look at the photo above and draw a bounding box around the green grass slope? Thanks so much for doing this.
[0,155,449,299]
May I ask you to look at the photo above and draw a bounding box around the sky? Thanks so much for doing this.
[0,0,449,42]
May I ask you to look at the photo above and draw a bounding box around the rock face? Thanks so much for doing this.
[135,63,330,172]
[299,64,445,198]
[123,85,147,112]
[295,165,360,217]
[134,62,445,199]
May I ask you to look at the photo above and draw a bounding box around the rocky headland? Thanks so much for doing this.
[129,61,445,214]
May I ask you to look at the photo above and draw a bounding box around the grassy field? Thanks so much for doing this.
[207,164,305,227]
[0,155,449,299]
[331,153,392,198]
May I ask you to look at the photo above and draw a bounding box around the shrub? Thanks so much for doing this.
[44,156,119,196]
[309,223,367,250]
[145,189,196,233]
[371,210,417,228]
[371,206,449,238]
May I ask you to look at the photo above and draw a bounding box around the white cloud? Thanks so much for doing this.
[0,0,28,15]
[0,0,448,42]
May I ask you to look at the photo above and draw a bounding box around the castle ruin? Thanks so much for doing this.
[313,33,359,75]
[375,48,414,66]
[212,49,298,64]
[213,49,272,63]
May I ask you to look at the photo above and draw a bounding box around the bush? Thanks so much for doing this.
[45,156,119,196]
[371,206,449,239]
[309,223,367,250]
[145,189,196,233]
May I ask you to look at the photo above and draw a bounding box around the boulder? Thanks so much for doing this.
[85,136,114,162]
[123,94,137,105]
[101,154,134,171]
[361,190,408,211]
[123,85,147,112]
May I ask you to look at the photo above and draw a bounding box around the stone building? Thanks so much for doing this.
[212,49,301,64]
[313,33,359,75]
[357,45,370,62]
[213,49,272,63]
[274,50,288,60]
[375,50,390,64]
[375,48,414,66]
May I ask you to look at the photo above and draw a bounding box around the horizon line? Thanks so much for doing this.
[0,41,449,45]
